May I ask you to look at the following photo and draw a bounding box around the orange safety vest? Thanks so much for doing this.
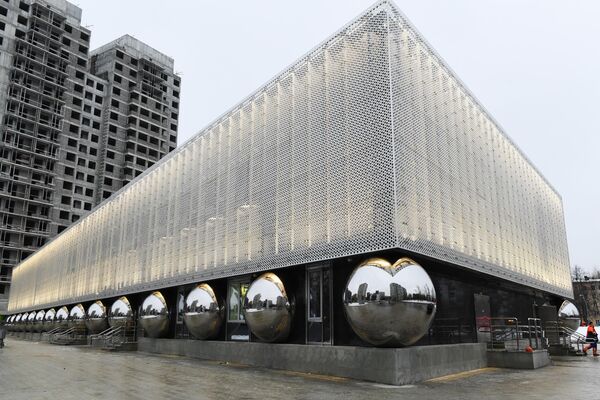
[588,325,596,334]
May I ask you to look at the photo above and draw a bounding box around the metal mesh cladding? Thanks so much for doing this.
[8,1,572,312]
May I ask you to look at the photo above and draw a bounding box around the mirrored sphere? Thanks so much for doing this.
[44,308,57,331]
[6,315,14,331]
[86,301,109,333]
[558,300,580,330]
[35,310,46,332]
[55,306,70,328]
[19,313,27,332]
[68,304,86,330]
[109,296,133,328]
[139,291,170,338]
[343,257,437,347]
[243,272,292,343]
[14,314,23,331]
[26,311,36,331]
[183,283,223,340]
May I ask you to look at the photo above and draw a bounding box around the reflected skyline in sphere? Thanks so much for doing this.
[343,257,436,347]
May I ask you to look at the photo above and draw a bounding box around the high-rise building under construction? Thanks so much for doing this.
[0,0,180,312]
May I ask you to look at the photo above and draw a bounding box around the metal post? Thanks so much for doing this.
[515,319,520,350]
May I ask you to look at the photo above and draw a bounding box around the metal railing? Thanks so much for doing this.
[41,326,62,341]
[544,321,587,353]
[48,327,74,344]
[427,317,475,344]
[88,323,137,350]
[488,317,546,351]
[88,325,121,347]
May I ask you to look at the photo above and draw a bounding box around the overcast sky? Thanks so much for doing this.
[74,0,599,271]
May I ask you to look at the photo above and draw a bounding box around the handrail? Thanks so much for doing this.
[488,316,546,352]
[88,326,121,345]
[546,322,587,353]
[527,318,543,350]
[105,326,122,339]
[45,327,62,335]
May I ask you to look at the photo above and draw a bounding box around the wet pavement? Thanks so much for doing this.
[0,338,595,399]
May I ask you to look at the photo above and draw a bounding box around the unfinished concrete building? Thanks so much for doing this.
[0,0,180,312]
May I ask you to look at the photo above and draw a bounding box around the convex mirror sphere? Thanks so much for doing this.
[14,314,22,331]
[139,291,170,338]
[183,283,223,340]
[109,296,133,328]
[558,300,580,330]
[34,310,45,332]
[17,315,23,331]
[69,304,86,329]
[55,306,69,328]
[86,301,109,333]
[44,308,56,331]
[26,311,36,331]
[18,313,26,331]
[243,272,293,343]
[343,257,437,347]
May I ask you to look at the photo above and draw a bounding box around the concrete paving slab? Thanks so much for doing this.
[0,339,593,400]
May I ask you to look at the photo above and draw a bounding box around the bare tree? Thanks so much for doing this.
[572,265,585,281]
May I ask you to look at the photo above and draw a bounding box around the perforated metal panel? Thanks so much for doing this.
[8,1,572,313]
[384,5,571,297]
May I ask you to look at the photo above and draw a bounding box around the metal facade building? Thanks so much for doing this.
[8,1,571,313]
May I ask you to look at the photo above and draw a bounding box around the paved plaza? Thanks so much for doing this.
[0,338,595,399]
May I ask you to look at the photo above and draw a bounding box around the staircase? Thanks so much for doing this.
[41,327,62,341]
[544,321,587,356]
[88,324,137,351]
[48,327,87,345]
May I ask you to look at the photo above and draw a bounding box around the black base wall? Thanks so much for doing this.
[47,249,566,348]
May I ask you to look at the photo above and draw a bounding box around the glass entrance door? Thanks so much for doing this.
[306,264,332,344]
[226,278,250,341]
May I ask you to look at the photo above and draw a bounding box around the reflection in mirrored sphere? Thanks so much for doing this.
[19,313,27,331]
[35,310,46,332]
[55,306,69,329]
[243,272,293,343]
[44,308,56,331]
[26,311,36,331]
[69,304,86,330]
[343,257,437,347]
[109,296,133,328]
[558,300,581,330]
[86,300,109,333]
[183,283,223,340]
[139,291,170,338]
[14,314,23,331]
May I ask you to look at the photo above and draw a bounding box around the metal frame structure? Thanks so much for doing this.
[8,0,571,313]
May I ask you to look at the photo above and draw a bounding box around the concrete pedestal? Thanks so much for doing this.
[138,338,487,385]
[9,332,42,341]
[487,350,551,369]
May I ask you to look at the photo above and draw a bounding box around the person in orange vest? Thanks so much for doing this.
[583,321,599,356]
